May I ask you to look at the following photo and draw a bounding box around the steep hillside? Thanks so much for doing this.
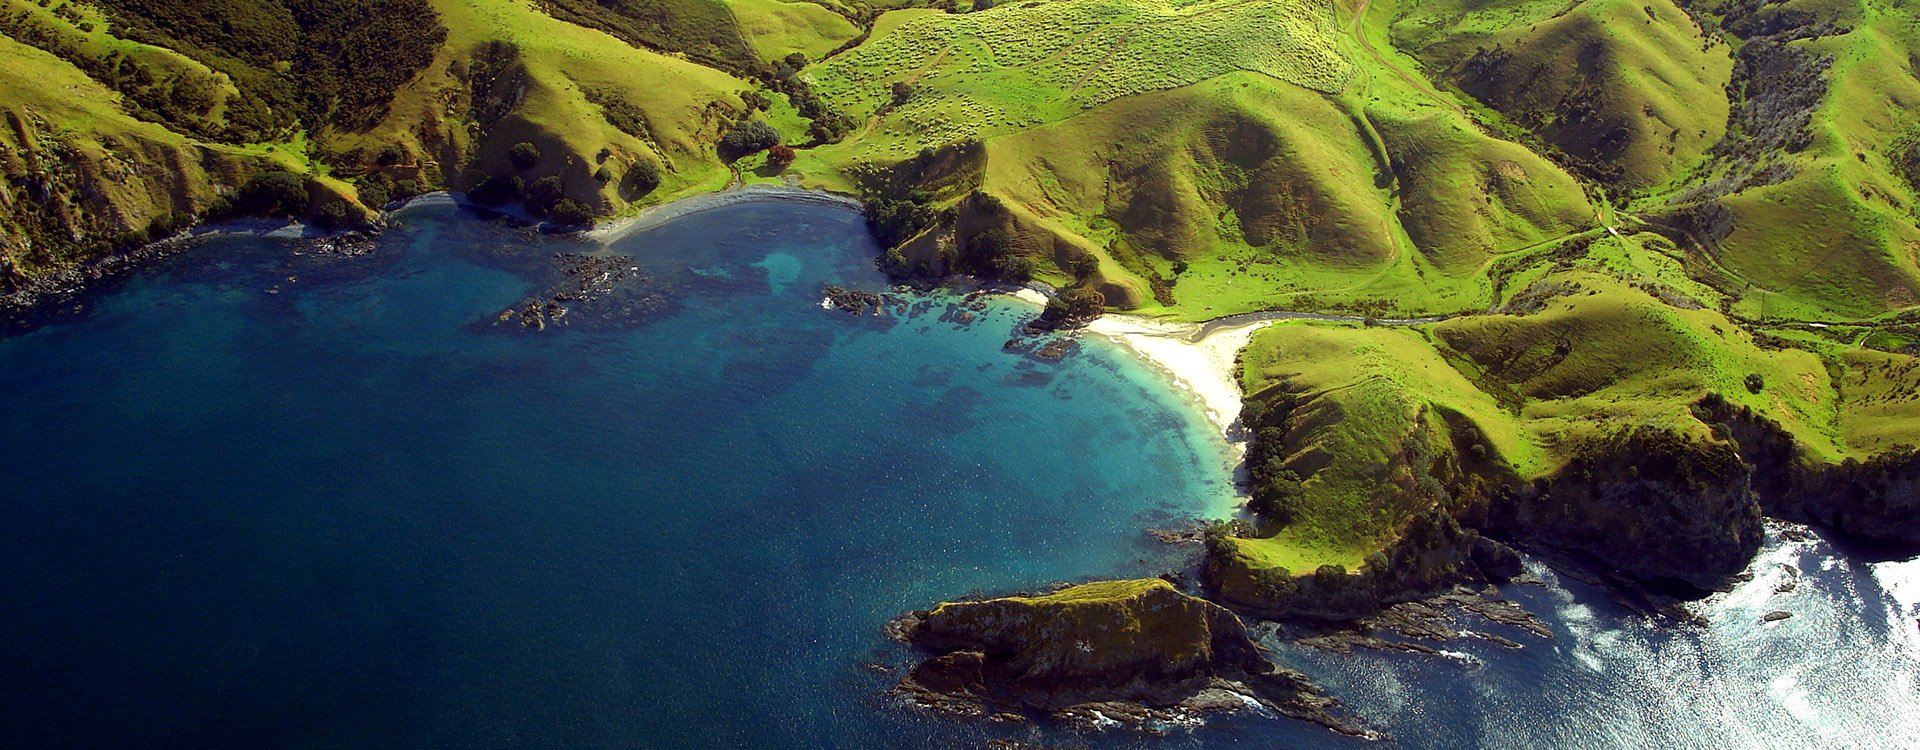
[1394,0,1733,188]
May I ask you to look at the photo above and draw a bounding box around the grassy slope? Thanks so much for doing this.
[331,0,752,211]
[1227,322,1537,571]
[725,0,861,62]
[797,0,1598,318]
[0,32,302,280]
[1392,0,1733,189]
[1722,2,1920,319]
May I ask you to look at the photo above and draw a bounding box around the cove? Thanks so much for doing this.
[3,198,1918,749]
[0,199,1244,747]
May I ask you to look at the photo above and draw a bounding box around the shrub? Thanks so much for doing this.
[1043,287,1105,322]
[547,199,594,226]
[1249,466,1305,523]
[525,176,566,213]
[375,144,407,166]
[357,179,391,208]
[470,174,524,205]
[1744,373,1766,394]
[1069,253,1098,280]
[314,201,358,229]
[864,196,935,247]
[629,158,663,190]
[389,179,424,202]
[508,141,542,170]
[594,166,613,183]
[766,144,797,170]
[992,254,1036,281]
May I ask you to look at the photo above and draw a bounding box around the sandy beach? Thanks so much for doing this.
[586,184,863,244]
[1082,315,1272,441]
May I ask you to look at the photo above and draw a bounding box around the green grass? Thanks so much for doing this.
[1224,321,1541,571]
[725,0,860,62]
[1390,0,1732,188]
[327,0,753,212]
[808,0,1352,149]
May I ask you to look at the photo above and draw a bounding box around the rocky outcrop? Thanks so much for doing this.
[1490,425,1763,592]
[1695,395,1920,556]
[1206,510,1488,623]
[889,579,1369,737]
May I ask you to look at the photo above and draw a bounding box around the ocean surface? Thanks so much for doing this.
[1,200,1914,748]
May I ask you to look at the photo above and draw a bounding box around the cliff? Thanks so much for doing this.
[1696,395,1920,556]
[1489,425,1764,593]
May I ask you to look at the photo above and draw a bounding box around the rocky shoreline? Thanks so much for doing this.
[1,186,859,334]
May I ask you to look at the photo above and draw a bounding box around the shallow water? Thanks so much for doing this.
[1,201,1914,748]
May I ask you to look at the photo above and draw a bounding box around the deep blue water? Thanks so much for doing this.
[2,200,1916,749]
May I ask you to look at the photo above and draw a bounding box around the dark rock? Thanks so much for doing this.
[1296,586,1552,655]
[891,579,1372,738]
[1761,610,1793,623]
[1489,425,1763,592]
[1471,537,1526,582]
[822,285,890,315]
[1696,395,1920,557]
[485,252,674,332]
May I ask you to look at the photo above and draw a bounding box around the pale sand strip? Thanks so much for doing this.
[1081,315,1272,441]
[585,185,862,244]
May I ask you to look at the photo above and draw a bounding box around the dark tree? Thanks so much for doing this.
[625,158,663,196]
[525,176,566,213]
[470,174,524,205]
[547,199,594,226]
[314,200,358,229]
[235,171,309,216]
[719,119,782,159]
[509,142,542,170]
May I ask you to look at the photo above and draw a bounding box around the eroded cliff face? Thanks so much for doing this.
[1490,426,1763,593]
[1696,395,1920,556]
[889,579,1365,735]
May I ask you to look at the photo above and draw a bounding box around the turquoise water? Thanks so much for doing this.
[0,200,1244,747]
[2,200,1916,748]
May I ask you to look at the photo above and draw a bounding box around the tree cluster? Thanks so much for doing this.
[864,193,936,249]
[719,119,781,160]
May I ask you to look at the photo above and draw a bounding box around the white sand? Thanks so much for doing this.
[1081,315,1273,440]
[585,185,862,244]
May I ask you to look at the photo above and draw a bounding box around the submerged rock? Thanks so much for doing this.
[889,579,1371,738]
[485,252,675,332]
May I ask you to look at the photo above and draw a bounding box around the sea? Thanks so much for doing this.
[1,198,1914,748]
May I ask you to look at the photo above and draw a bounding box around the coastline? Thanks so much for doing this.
[585,184,864,244]
[1003,288,1266,443]
[1082,315,1273,443]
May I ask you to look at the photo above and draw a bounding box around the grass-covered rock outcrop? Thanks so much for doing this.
[890,579,1365,734]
